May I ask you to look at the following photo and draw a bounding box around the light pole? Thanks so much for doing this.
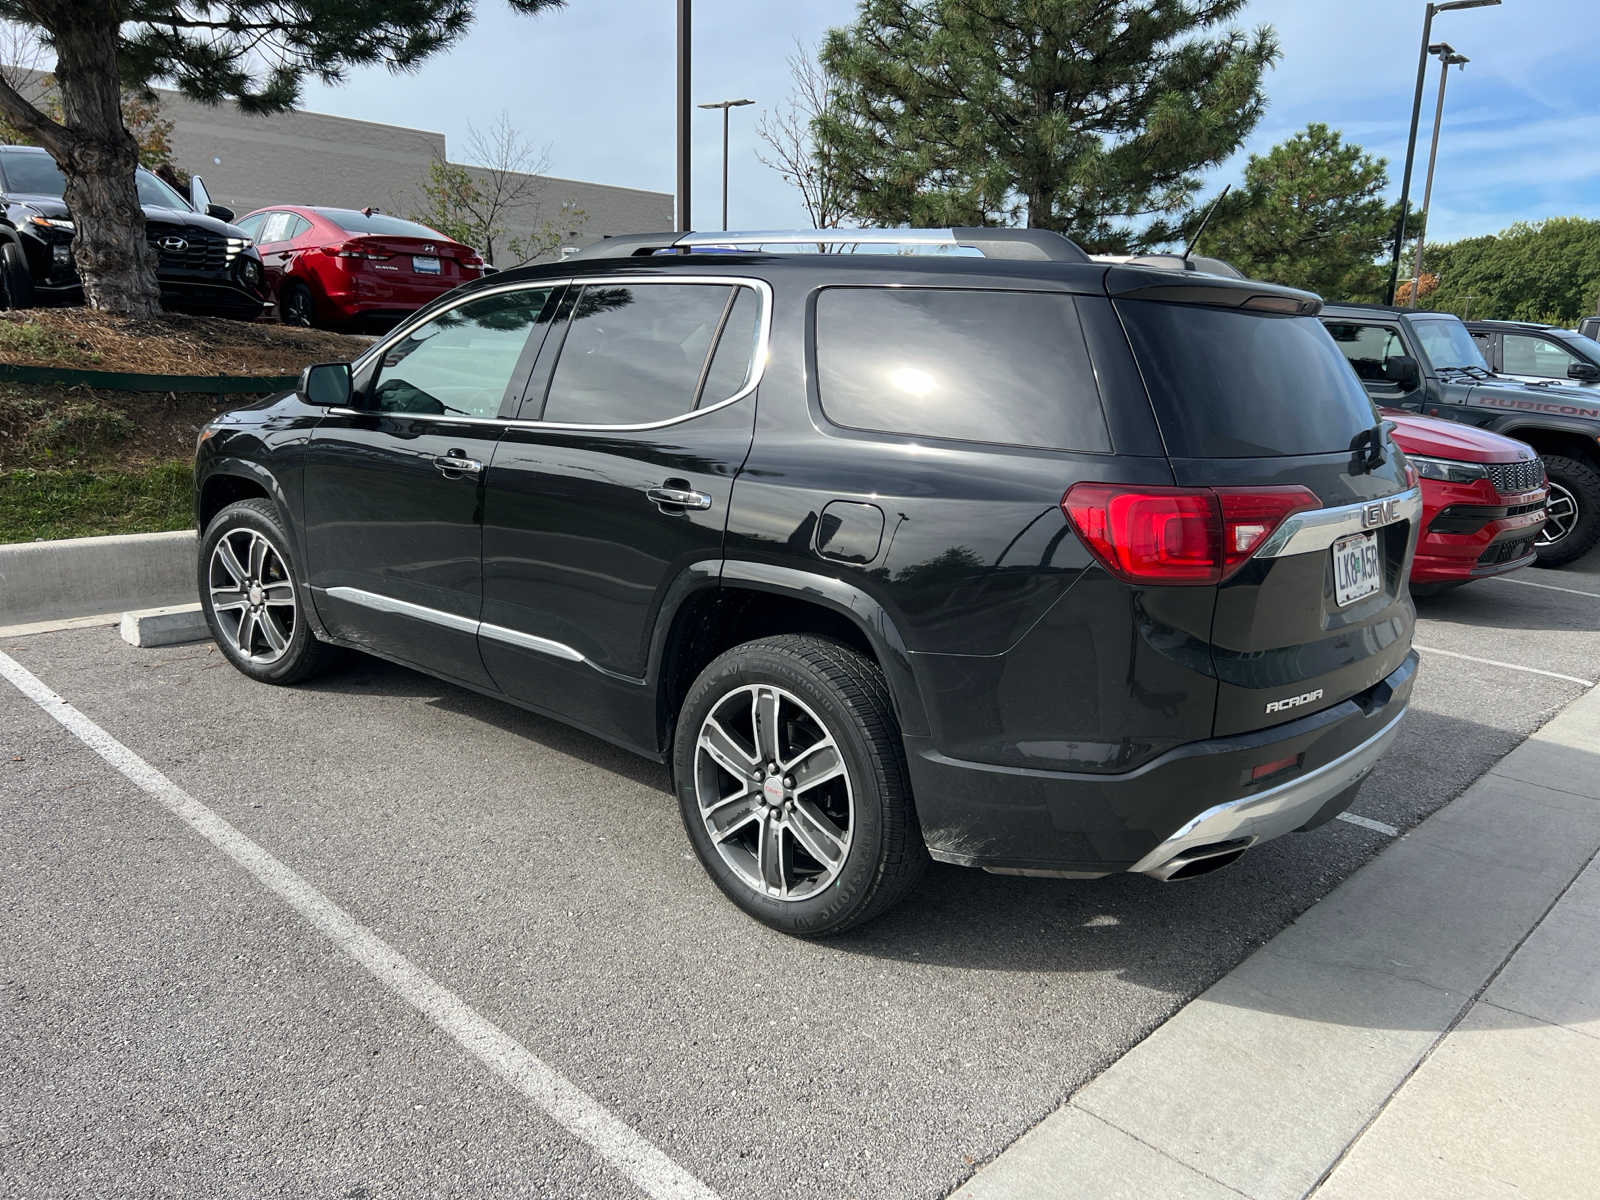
[1386,0,1501,305]
[1408,44,1468,307]
[699,98,754,231]
[676,0,690,231]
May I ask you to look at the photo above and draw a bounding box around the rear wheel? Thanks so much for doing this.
[199,498,331,685]
[673,634,927,936]
[280,280,316,328]
[1,240,34,310]
[1534,455,1600,567]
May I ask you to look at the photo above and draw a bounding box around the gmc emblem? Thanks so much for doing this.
[1361,498,1400,529]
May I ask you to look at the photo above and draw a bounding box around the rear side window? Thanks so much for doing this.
[1118,301,1377,458]
[814,287,1111,452]
[542,282,744,425]
[1324,321,1408,384]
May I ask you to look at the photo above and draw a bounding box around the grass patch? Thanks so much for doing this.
[0,461,192,542]
[0,319,102,367]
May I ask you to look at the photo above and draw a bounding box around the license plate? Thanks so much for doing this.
[1332,531,1381,607]
[411,255,441,275]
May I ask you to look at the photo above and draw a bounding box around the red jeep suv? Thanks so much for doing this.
[1386,410,1547,592]
[233,205,484,329]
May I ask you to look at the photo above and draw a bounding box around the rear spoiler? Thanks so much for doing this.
[1104,265,1322,316]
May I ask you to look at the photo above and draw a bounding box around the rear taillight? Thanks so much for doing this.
[321,241,391,260]
[1062,483,1318,585]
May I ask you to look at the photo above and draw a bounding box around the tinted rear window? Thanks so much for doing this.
[1118,301,1378,458]
[320,209,442,239]
[814,287,1110,452]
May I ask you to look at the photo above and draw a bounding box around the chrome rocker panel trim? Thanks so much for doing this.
[323,586,586,664]
[1130,707,1408,881]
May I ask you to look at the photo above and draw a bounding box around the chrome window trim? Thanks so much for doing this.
[323,586,588,665]
[339,274,772,434]
[1253,487,1423,559]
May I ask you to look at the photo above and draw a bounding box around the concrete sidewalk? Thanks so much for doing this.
[954,685,1600,1200]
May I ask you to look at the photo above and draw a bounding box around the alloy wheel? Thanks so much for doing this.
[283,288,312,327]
[1537,482,1578,547]
[693,683,854,902]
[208,528,296,664]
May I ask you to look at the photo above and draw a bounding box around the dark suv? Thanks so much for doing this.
[1465,319,1600,386]
[194,229,1419,935]
[1321,304,1600,565]
[0,145,267,318]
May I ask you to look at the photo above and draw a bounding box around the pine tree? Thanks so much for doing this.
[815,0,1278,251]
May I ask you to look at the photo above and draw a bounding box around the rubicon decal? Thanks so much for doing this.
[1266,688,1324,714]
[1473,392,1600,418]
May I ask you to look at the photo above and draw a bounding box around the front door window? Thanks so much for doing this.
[369,288,556,418]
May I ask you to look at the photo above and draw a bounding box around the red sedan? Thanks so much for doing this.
[1386,409,1548,593]
[232,205,484,329]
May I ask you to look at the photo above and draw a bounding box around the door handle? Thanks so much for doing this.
[645,484,712,511]
[434,453,484,476]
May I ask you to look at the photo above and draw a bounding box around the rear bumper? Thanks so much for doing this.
[1128,707,1404,879]
[907,652,1417,877]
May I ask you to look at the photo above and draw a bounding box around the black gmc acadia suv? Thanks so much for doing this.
[194,228,1420,935]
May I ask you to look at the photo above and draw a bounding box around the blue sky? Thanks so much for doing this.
[298,0,1600,245]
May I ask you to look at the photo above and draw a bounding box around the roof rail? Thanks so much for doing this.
[567,227,1089,263]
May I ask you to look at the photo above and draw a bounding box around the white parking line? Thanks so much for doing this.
[1412,644,1596,688]
[1336,812,1399,837]
[0,650,719,1200]
[1482,575,1600,600]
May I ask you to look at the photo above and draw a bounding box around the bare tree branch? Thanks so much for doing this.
[755,39,849,230]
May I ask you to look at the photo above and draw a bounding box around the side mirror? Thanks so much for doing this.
[1567,361,1600,383]
[206,203,235,223]
[189,174,213,214]
[1385,355,1423,391]
[298,362,352,408]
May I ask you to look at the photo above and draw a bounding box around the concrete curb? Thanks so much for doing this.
[120,604,208,648]
[952,683,1600,1200]
[0,530,197,626]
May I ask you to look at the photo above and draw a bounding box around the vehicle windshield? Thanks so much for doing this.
[1412,316,1489,371]
[135,168,191,210]
[321,209,441,239]
[0,149,65,196]
[0,151,192,212]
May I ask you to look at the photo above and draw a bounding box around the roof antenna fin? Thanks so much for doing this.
[1182,184,1230,262]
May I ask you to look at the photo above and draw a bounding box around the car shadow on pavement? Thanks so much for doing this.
[297,650,671,793]
[297,648,1590,1034]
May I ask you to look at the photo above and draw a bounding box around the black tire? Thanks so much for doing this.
[198,498,331,685]
[1534,455,1600,567]
[280,280,316,328]
[672,634,927,936]
[1,240,34,310]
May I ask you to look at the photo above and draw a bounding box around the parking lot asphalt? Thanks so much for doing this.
[3,555,1599,1200]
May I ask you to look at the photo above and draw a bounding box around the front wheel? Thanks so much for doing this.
[198,498,331,684]
[1,240,34,310]
[1534,455,1600,567]
[673,635,927,936]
